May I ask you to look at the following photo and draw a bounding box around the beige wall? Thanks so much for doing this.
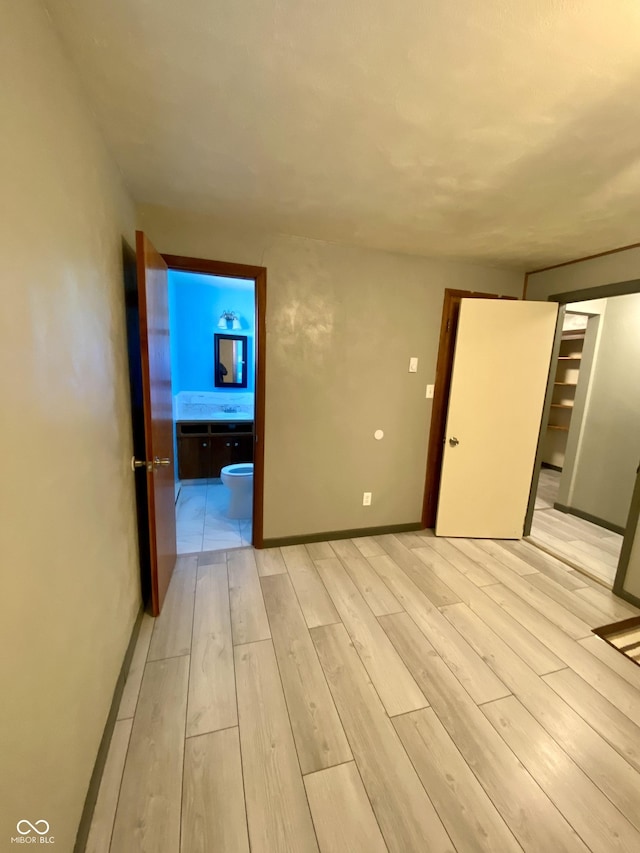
[0,2,140,849]
[139,204,523,538]
[561,294,640,527]
[527,249,640,301]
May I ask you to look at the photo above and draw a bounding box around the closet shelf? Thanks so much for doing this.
[550,404,574,409]
[554,382,577,386]
[547,425,570,431]
[557,356,582,360]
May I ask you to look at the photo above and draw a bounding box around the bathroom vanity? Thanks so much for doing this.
[177,420,254,479]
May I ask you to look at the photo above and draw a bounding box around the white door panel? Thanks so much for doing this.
[436,299,558,539]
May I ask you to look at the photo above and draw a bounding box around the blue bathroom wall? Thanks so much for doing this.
[168,270,256,393]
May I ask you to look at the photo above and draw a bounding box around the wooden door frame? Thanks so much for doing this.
[422,288,515,528]
[162,253,267,548]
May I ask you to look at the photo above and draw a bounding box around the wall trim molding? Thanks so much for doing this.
[262,522,423,548]
[73,607,144,853]
[553,502,625,536]
[527,240,640,277]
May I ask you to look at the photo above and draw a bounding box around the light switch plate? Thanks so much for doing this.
[426,384,434,398]
[409,357,418,373]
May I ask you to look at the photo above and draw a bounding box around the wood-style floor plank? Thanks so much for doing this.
[148,557,197,661]
[368,553,510,704]
[375,534,461,607]
[228,548,271,645]
[394,531,430,549]
[260,573,352,773]
[379,612,587,852]
[234,640,319,853]
[311,622,454,853]
[578,635,640,692]
[85,719,133,853]
[575,586,640,621]
[543,667,640,773]
[460,543,593,639]
[187,562,236,737]
[111,656,189,853]
[197,549,227,567]
[525,571,612,627]
[280,545,340,628]
[442,601,640,832]
[493,539,589,590]
[529,526,616,584]
[483,695,640,853]
[314,557,427,716]
[118,614,154,720]
[352,537,386,557]
[419,552,565,675]
[450,538,537,577]
[254,547,287,577]
[426,536,497,586]
[94,532,640,852]
[329,538,403,616]
[304,542,335,560]
[485,584,640,724]
[181,728,249,853]
[394,708,520,853]
[304,762,387,853]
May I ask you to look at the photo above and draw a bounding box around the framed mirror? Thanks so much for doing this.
[214,333,247,388]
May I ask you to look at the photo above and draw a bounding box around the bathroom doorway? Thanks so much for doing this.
[164,254,266,553]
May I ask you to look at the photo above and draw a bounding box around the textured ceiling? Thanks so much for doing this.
[46,0,640,268]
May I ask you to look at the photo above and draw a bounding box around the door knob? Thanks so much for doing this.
[131,456,152,472]
[153,456,171,468]
[448,436,460,447]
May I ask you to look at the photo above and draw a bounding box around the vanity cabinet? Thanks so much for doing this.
[178,434,213,480]
[177,421,254,479]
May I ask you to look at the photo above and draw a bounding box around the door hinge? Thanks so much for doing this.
[446,319,451,333]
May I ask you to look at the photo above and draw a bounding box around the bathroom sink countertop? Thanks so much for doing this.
[175,404,253,422]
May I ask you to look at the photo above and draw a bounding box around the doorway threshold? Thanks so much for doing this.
[524,535,612,590]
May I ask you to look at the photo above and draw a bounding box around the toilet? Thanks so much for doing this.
[220,463,254,519]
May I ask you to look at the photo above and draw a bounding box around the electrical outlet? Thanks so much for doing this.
[362,492,372,506]
[426,384,434,398]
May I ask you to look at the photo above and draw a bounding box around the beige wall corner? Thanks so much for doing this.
[139,203,524,539]
[0,1,140,849]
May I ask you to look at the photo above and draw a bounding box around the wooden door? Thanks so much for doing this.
[436,299,558,539]
[422,289,515,528]
[136,231,177,615]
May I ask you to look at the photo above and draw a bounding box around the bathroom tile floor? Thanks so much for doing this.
[176,482,252,553]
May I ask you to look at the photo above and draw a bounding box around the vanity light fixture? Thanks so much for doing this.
[217,310,242,330]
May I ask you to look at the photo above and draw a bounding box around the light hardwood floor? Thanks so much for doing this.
[530,468,624,587]
[88,534,640,853]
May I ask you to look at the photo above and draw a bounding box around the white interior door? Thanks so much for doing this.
[436,299,558,539]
